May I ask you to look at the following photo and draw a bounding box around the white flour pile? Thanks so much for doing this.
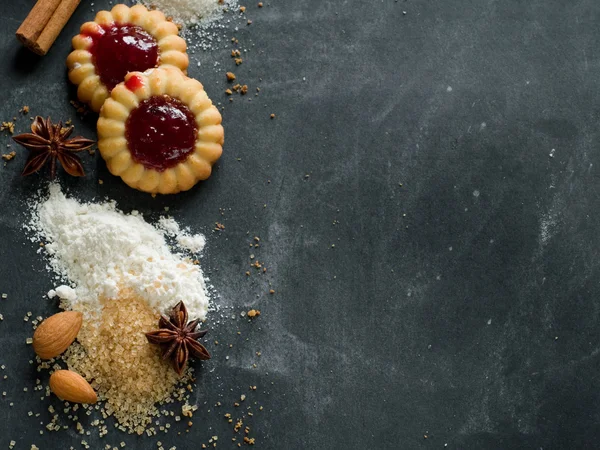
[141,0,243,54]
[26,184,209,320]
[157,216,206,253]
[142,0,236,26]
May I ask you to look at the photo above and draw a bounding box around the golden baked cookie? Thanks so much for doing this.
[66,4,188,112]
[97,67,224,195]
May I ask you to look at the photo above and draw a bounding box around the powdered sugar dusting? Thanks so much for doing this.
[48,285,77,301]
[141,0,238,27]
[158,216,206,254]
[177,233,206,254]
[27,184,210,320]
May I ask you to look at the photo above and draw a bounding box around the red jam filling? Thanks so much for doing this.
[125,74,145,92]
[125,95,197,171]
[86,24,159,91]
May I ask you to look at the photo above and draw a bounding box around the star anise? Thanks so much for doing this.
[12,116,95,178]
[145,301,211,375]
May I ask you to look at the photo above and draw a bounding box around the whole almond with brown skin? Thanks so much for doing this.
[49,370,97,404]
[33,311,82,359]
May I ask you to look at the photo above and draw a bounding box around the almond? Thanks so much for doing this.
[49,370,97,404]
[32,311,82,359]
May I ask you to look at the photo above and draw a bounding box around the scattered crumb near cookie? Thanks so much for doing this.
[235,58,243,65]
[231,49,241,57]
[0,122,15,134]
[19,106,29,115]
[240,6,246,12]
[225,89,233,95]
[240,85,248,95]
[69,100,89,116]
[270,114,275,119]
[258,2,263,6]
[247,309,260,318]
[269,289,275,295]
[247,20,253,25]
[2,151,16,162]
[215,222,225,231]
[226,72,236,81]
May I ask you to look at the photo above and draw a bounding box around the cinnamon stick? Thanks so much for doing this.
[16,0,62,46]
[16,0,82,56]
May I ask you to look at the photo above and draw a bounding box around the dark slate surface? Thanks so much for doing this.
[1,0,600,449]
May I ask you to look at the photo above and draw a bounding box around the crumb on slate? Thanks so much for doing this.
[1,122,15,134]
[2,151,16,161]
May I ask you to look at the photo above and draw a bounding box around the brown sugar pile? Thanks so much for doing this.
[63,289,191,434]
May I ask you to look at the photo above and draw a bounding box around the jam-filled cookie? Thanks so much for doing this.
[67,4,188,112]
[97,67,224,194]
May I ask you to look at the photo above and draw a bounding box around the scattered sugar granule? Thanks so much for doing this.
[27,184,210,319]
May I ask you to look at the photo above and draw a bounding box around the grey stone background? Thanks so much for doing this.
[1,0,599,449]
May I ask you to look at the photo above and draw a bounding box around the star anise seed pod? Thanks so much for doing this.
[145,301,211,375]
[12,116,95,178]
